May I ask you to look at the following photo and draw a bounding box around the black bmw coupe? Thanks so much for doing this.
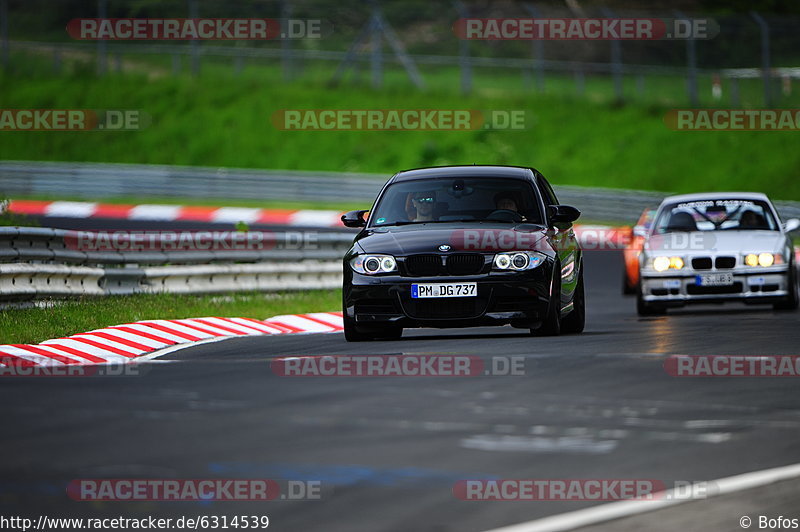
[341,165,585,341]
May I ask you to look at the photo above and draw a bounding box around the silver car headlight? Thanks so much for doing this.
[743,253,783,267]
[350,254,397,275]
[644,255,684,272]
[492,251,546,271]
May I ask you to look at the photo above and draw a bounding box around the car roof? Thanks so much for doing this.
[389,165,536,183]
[662,191,771,203]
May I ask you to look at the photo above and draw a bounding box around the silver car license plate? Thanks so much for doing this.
[696,273,734,286]
[411,283,477,298]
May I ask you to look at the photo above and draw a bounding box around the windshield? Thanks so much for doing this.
[368,177,544,227]
[653,198,778,234]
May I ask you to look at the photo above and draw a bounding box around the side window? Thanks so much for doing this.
[537,175,559,206]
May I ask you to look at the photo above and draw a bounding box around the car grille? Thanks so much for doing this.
[404,298,481,319]
[405,254,442,277]
[446,253,485,276]
[715,256,736,269]
[687,282,743,295]
[404,253,485,277]
[692,257,712,270]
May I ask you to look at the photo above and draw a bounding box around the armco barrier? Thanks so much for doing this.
[3,161,800,223]
[0,227,350,302]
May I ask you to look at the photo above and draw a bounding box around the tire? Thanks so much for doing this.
[343,315,373,342]
[636,284,665,316]
[562,266,585,334]
[622,271,636,295]
[774,265,799,311]
[533,267,562,336]
[343,316,403,342]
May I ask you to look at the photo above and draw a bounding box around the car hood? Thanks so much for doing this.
[354,222,549,256]
[646,230,787,255]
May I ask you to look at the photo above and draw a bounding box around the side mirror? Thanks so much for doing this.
[633,225,649,238]
[550,205,581,224]
[341,210,369,228]
[783,218,800,233]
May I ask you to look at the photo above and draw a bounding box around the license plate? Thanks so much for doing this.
[411,283,477,298]
[696,273,734,286]
[747,276,766,286]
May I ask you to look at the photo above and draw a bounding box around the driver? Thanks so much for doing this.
[739,209,765,229]
[493,192,526,220]
[408,191,436,222]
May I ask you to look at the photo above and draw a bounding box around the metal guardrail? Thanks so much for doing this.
[0,227,351,301]
[11,40,800,81]
[3,160,800,223]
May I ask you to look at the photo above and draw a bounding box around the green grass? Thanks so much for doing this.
[2,50,800,201]
[0,290,342,345]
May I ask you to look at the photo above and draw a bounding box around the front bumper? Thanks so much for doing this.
[344,269,552,329]
[640,266,791,306]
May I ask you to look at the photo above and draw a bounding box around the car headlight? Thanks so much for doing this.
[350,254,397,275]
[650,256,684,272]
[744,253,782,267]
[493,251,545,271]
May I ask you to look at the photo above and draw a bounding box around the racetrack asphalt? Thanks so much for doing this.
[2,250,799,531]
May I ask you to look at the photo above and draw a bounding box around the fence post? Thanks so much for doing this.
[674,10,698,106]
[188,0,200,77]
[281,0,293,81]
[370,2,382,89]
[523,3,545,92]
[1,0,8,71]
[730,77,740,107]
[454,1,471,95]
[53,46,61,74]
[750,11,771,107]
[574,66,585,95]
[601,7,623,103]
[97,0,107,76]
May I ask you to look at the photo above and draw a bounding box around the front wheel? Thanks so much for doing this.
[532,267,562,336]
[561,267,585,334]
[774,265,799,311]
[343,316,403,342]
[343,315,372,342]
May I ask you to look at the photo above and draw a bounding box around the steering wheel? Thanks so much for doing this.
[487,209,524,222]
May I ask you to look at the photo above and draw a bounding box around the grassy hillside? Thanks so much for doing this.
[1,54,799,200]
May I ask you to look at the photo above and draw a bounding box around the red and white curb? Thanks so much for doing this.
[8,200,345,228]
[0,312,343,368]
[9,200,633,245]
